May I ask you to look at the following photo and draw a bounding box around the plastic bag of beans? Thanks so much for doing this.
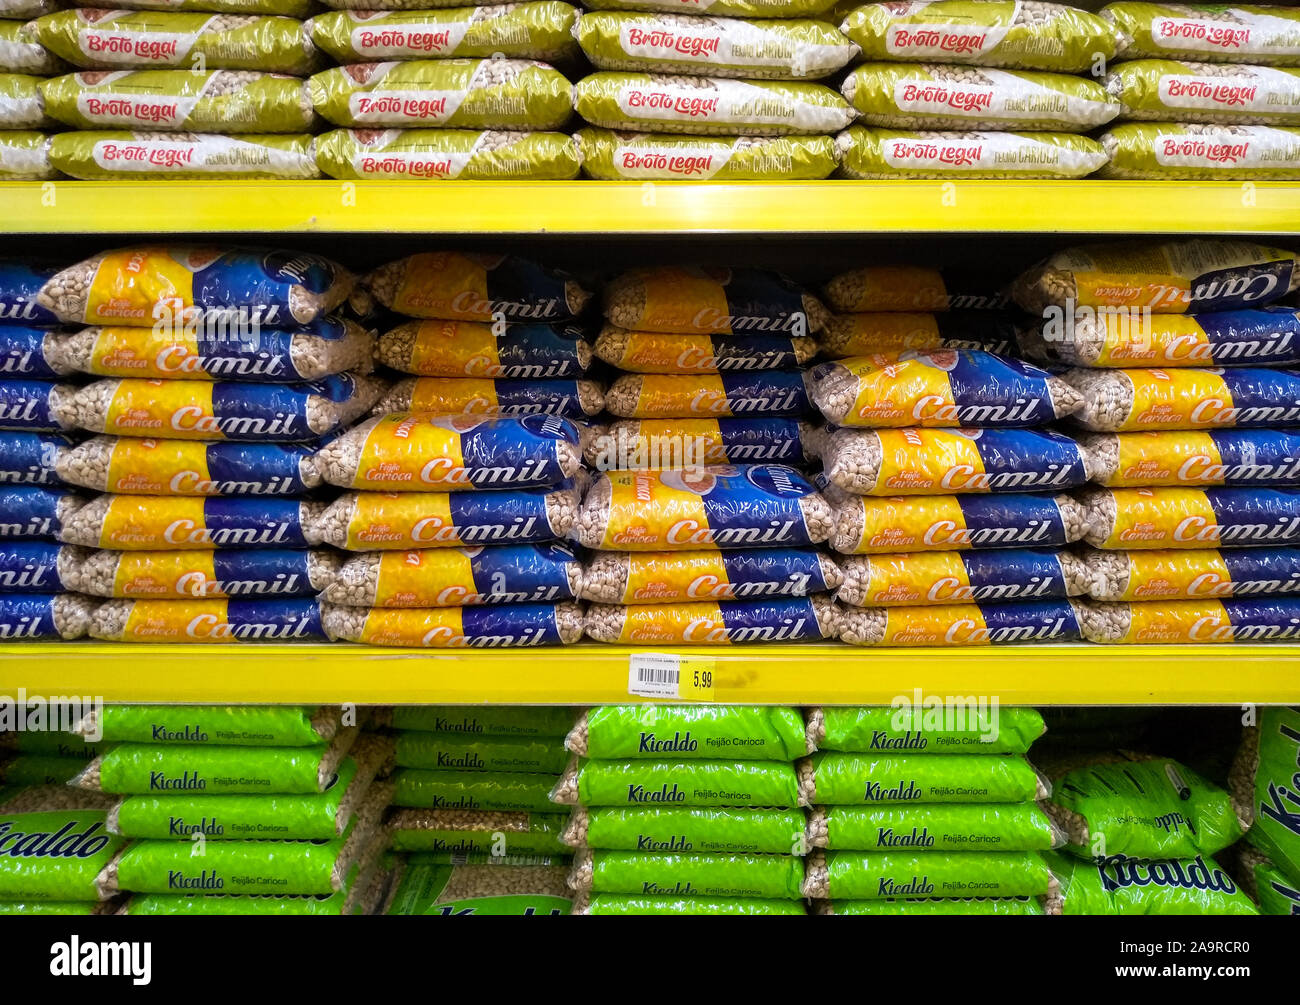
[316,127,582,181]
[78,704,344,746]
[325,542,580,607]
[392,769,561,812]
[316,413,583,491]
[0,327,73,378]
[1076,596,1300,643]
[366,252,590,324]
[575,72,854,136]
[566,705,811,760]
[806,350,1082,428]
[0,22,66,75]
[550,756,804,807]
[797,752,1051,805]
[585,418,816,470]
[0,792,125,901]
[0,73,50,130]
[1104,60,1300,126]
[1237,846,1299,916]
[819,426,1094,495]
[580,0,838,16]
[573,892,806,914]
[98,0,316,13]
[389,810,570,856]
[569,849,804,899]
[561,806,808,854]
[818,897,1044,915]
[0,431,77,485]
[29,11,322,75]
[804,849,1056,900]
[49,131,321,181]
[0,756,88,786]
[0,594,95,639]
[89,597,327,643]
[807,804,1064,852]
[383,857,571,915]
[376,321,591,379]
[824,266,1011,314]
[819,313,1022,358]
[37,245,354,329]
[59,496,325,550]
[807,706,1047,755]
[1080,429,1300,489]
[1011,238,1300,315]
[574,12,860,79]
[836,549,1089,607]
[604,267,828,336]
[1065,367,1300,432]
[584,595,841,644]
[841,1,1117,73]
[1230,706,1300,882]
[372,376,604,420]
[1099,122,1300,179]
[1075,544,1300,601]
[321,601,585,647]
[579,546,842,604]
[310,59,572,130]
[383,705,575,737]
[576,466,835,551]
[1045,753,1245,860]
[836,125,1108,179]
[577,127,837,180]
[0,0,58,20]
[0,541,82,592]
[307,4,580,63]
[843,62,1120,131]
[1103,2,1300,65]
[827,489,1089,555]
[46,318,374,382]
[604,371,809,419]
[0,379,77,431]
[64,548,338,599]
[315,482,582,550]
[1074,485,1300,549]
[1046,851,1258,915]
[395,732,570,774]
[0,486,85,539]
[594,327,816,374]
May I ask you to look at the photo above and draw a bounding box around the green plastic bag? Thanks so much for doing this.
[552,758,803,808]
[393,769,559,812]
[0,755,87,786]
[0,131,55,180]
[577,127,837,180]
[41,70,315,134]
[77,705,340,747]
[1104,3,1300,66]
[0,732,105,759]
[388,706,574,737]
[800,752,1050,805]
[389,810,570,855]
[72,736,353,795]
[384,857,571,915]
[574,12,859,80]
[1047,851,1259,916]
[49,131,319,180]
[837,125,1107,179]
[574,72,854,136]
[108,754,377,840]
[1104,59,1300,126]
[1099,122,1300,179]
[29,11,323,75]
[581,0,837,17]
[123,891,354,916]
[571,848,804,898]
[1048,755,1245,861]
[809,706,1046,755]
[841,1,1117,73]
[562,806,808,855]
[1239,846,1300,916]
[0,900,115,915]
[0,73,50,129]
[575,892,806,915]
[307,5,580,64]
[821,896,1043,915]
[0,806,126,901]
[804,849,1054,900]
[569,705,810,761]
[309,59,572,130]
[1,21,66,75]
[843,62,1120,131]
[316,127,581,180]
[1232,706,1300,880]
[810,803,1063,852]
[111,0,316,15]
[395,732,569,774]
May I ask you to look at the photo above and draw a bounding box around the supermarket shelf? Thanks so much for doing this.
[1,642,1296,705]
[2,180,1299,236]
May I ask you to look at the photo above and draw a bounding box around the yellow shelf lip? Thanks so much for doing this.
[2,180,1299,235]
[1,642,1297,705]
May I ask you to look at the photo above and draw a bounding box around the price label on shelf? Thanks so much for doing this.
[627,653,716,702]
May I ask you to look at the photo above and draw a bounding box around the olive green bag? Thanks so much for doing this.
[0,131,55,179]
[1099,122,1300,179]
[1105,59,1300,126]
[2,21,67,75]
[837,125,1107,179]
[316,128,581,181]
[48,131,320,180]
[0,73,50,129]
[578,127,837,180]
[1104,2,1300,66]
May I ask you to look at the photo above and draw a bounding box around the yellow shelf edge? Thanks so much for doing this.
[2,180,1298,235]
[1,642,1297,705]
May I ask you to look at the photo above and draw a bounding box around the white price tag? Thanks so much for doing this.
[627,652,716,701]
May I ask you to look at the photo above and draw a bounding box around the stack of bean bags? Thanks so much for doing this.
[1231,705,1300,915]
[0,0,63,179]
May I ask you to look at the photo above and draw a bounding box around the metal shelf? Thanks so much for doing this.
[3,180,1298,235]
[2,642,1295,705]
